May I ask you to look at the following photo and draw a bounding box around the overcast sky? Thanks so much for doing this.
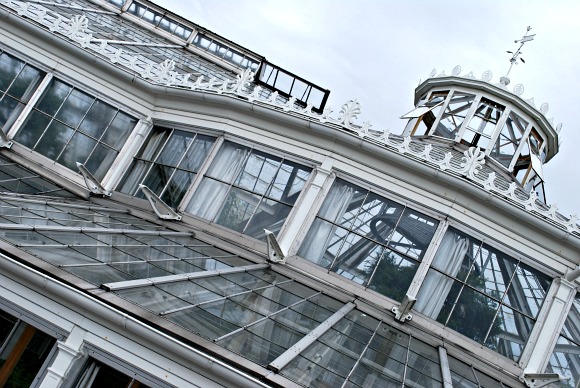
[153,0,579,217]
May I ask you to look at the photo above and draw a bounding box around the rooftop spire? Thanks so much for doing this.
[501,26,535,85]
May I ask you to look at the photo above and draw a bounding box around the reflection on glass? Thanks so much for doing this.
[120,127,216,208]
[187,141,311,239]
[545,295,580,387]
[0,51,44,133]
[415,227,550,361]
[15,78,137,179]
[433,92,475,139]
[299,178,438,301]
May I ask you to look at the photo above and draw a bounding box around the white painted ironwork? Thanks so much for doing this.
[521,372,561,388]
[268,302,356,372]
[139,184,182,221]
[520,277,576,374]
[264,229,286,264]
[77,162,111,196]
[438,347,454,388]
[102,263,269,291]
[2,0,577,238]
[0,129,13,148]
[392,293,416,322]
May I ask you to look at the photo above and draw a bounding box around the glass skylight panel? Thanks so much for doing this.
[192,34,260,71]
[0,156,76,197]
[255,61,330,113]
[186,141,312,240]
[299,178,439,302]
[127,1,192,40]
[279,310,443,388]
[414,226,551,361]
[0,50,45,134]
[14,78,137,180]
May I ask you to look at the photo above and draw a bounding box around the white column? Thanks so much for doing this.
[277,158,334,256]
[39,326,87,388]
[520,277,576,374]
[101,116,154,192]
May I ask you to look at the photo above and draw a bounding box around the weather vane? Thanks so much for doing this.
[506,26,535,76]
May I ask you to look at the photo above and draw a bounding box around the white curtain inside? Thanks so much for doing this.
[415,229,469,319]
[186,144,249,220]
[299,182,354,266]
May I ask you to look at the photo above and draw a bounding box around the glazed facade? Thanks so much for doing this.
[0,1,578,387]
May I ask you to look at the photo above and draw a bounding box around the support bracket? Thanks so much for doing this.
[76,162,111,196]
[521,372,562,388]
[139,184,181,220]
[391,294,416,322]
[264,229,286,264]
[0,130,13,149]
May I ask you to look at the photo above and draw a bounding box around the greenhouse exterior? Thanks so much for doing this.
[0,0,579,387]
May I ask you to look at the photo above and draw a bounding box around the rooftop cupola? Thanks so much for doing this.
[400,27,560,203]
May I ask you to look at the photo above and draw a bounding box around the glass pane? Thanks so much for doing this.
[215,187,258,232]
[205,141,251,183]
[490,305,533,361]
[465,244,517,301]
[36,79,71,116]
[317,179,365,226]
[118,160,151,195]
[387,208,438,260]
[35,120,74,159]
[0,95,21,131]
[178,134,215,172]
[503,262,550,318]
[433,92,475,139]
[0,53,25,92]
[7,64,43,101]
[156,130,195,167]
[491,111,528,168]
[367,251,418,301]
[57,131,98,169]
[116,286,190,313]
[160,169,196,208]
[55,88,94,128]
[243,198,291,239]
[446,285,499,346]
[141,164,175,197]
[101,111,137,149]
[331,234,383,285]
[15,110,52,148]
[299,218,347,268]
[234,150,282,195]
[85,142,118,181]
[78,99,117,138]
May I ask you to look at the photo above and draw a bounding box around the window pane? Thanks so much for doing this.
[36,79,71,116]
[35,120,74,160]
[78,99,117,139]
[16,110,52,148]
[57,131,98,170]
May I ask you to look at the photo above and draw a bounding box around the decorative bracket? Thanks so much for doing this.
[264,229,286,264]
[76,162,111,196]
[138,185,181,220]
[521,372,561,388]
[391,294,416,322]
[0,130,13,149]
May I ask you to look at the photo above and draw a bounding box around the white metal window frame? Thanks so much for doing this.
[422,86,549,176]
[0,45,149,194]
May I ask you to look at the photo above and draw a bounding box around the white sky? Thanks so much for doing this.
[153,0,579,217]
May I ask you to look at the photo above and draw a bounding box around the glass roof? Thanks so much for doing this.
[0,156,523,387]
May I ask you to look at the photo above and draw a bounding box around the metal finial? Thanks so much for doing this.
[505,26,535,77]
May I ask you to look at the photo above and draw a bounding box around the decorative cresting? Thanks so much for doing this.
[426,66,561,130]
[3,0,578,236]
